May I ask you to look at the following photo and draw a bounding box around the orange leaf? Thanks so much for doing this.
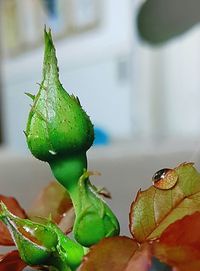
[58,207,75,234]
[28,181,74,233]
[78,236,153,271]
[0,195,27,246]
[0,250,27,271]
[154,244,200,271]
[125,244,152,271]
[153,212,200,270]
[159,211,200,248]
[130,162,200,242]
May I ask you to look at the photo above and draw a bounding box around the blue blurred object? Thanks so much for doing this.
[94,127,110,146]
[42,0,57,17]
[42,0,63,33]
[149,257,172,271]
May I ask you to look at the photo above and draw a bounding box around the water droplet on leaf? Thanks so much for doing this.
[152,168,178,190]
[49,150,57,155]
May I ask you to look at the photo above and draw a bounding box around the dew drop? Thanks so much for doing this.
[152,168,178,190]
[49,150,57,155]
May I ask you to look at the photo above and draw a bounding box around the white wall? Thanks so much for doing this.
[163,28,200,137]
[132,4,200,140]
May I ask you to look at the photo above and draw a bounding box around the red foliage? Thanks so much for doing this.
[0,195,27,246]
[0,250,27,271]
[153,212,200,270]
[79,236,138,270]
[160,211,200,248]
[28,181,74,233]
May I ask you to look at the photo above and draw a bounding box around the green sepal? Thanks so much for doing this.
[71,171,120,247]
[46,218,84,270]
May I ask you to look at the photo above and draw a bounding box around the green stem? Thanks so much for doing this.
[67,181,81,211]
[49,151,120,247]
[49,152,87,190]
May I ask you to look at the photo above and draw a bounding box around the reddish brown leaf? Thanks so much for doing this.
[0,250,27,271]
[125,244,152,271]
[159,211,200,248]
[58,207,75,234]
[154,243,200,271]
[28,181,74,233]
[78,236,152,271]
[130,162,200,243]
[0,195,27,245]
[153,212,200,270]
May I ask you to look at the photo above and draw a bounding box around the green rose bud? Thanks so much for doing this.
[0,203,84,270]
[72,171,120,247]
[26,29,94,163]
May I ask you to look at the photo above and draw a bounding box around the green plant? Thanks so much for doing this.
[1,30,200,271]
[25,29,120,249]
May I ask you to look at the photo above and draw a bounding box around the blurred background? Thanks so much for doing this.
[1,0,200,152]
[1,0,200,234]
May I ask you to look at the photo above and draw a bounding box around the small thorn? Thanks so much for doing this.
[25,92,35,101]
[36,82,42,87]
[71,94,81,106]
[88,170,101,177]
[23,130,28,137]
